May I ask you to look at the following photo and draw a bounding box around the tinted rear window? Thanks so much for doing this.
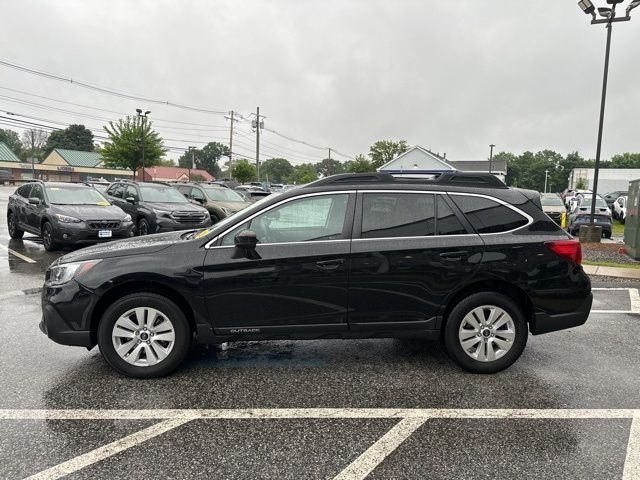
[362,193,435,238]
[437,196,467,235]
[451,195,528,234]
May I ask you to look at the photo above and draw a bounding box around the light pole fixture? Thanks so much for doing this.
[576,0,633,242]
[136,109,151,181]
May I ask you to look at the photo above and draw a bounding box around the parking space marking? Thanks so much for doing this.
[24,417,192,480]
[590,288,640,314]
[332,418,426,480]
[0,244,36,263]
[623,413,640,480]
[629,289,640,314]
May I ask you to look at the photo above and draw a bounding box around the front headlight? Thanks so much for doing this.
[55,214,82,223]
[123,214,132,222]
[153,209,172,217]
[46,260,102,287]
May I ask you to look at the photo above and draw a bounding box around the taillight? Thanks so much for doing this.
[545,239,582,265]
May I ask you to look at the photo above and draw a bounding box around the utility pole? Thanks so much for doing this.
[544,169,549,193]
[328,148,332,176]
[30,134,35,180]
[136,109,150,181]
[188,146,196,181]
[489,144,495,174]
[228,110,235,176]
[255,107,260,181]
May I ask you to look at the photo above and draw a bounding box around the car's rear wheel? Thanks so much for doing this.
[98,293,191,378]
[7,213,24,239]
[137,218,150,236]
[443,292,528,374]
[42,221,58,251]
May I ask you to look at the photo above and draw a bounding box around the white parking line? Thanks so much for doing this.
[623,413,640,480]
[333,418,426,480]
[0,244,36,263]
[24,417,192,480]
[1,409,638,479]
[590,288,640,314]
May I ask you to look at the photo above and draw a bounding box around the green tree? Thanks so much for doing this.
[0,128,22,156]
[44,124,94,154]
[344,154,374,173]
[99,116,166,177]
[287,163,319,184]
[609,153,640,168]
[157,158,176,167]
[231,159,257,183]
[315,158,344,177]
[178,142,228,178]
[368,140,409,169]
[261,158,293,182]
[190,173,206,181]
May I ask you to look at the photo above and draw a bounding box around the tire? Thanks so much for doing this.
[621,217,625,225]
[41,221,58,251]
[7,213,24,239]
[443,292,528,374]
[604,231,612,239]
[97,293,191,378]
[137,217,150,236]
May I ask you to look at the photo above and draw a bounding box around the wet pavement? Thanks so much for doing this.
[1,186,639,479]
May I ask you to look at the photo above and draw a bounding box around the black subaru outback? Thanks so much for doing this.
[40,172,592,378]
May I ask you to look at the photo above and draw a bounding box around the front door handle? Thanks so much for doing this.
[439,251,468,261]
[316,258,345,270]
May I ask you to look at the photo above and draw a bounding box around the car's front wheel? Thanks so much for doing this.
[7,213,24,239]
[137,218,150,236]
[97,293,191,378]
[42,221,58,251]
[443,292,528,374]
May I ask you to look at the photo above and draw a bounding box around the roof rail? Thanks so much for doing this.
[307,171,507,189]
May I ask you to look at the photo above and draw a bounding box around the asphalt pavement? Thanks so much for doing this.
[0,185,639,480]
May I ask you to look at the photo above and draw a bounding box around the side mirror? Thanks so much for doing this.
[28,197,41,205]
[234,229,258,249]
[125,197,136,204]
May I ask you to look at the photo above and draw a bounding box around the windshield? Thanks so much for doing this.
[203,187,246,203]
[139,185,189,203]
[46,186,109,205]
[541,196,563,206]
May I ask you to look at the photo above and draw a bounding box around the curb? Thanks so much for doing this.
[583,264,640,280]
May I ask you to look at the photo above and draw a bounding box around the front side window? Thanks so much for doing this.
[191,188,205,201]
[139,185,189,203]
[451,195,528,234]
[125,186,139,201]
[362,193,435,239]
[109,184,125,198]
[30,184,44,201]
[17,184,32,198]
[221,194,349,245]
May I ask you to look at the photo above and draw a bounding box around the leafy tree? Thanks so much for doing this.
[157,158,176,167]
[20,129,49,161]
[261,158,293,182]
[315,158,344,177]
[231,159,257,183]
[575,177,589,189]
[610,153,640,168]
[178,142,228,178]
[44,124,94,154]
[368,140,409,169]
[190,173,206,181]
[287,163,319,184]
[0,128,22,156]
[344,154,374,173]
[99,116,166,178]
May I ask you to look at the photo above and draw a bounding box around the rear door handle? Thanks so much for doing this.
[439,251,468,260]
[316,259,345,270]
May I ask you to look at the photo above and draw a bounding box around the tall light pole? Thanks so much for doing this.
[136,109,150,181]
[489,144,495,174]
[188,146,196,181]
[577,0,636,241]
[544,170,549,193]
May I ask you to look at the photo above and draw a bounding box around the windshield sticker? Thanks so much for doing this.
[96,201,110,206]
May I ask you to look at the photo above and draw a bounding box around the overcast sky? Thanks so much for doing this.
[1,0,639,164]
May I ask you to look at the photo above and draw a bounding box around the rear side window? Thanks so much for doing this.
[362,193,435,238]
[451,195,528,234]
[17,184,32,198]
[436,196,467,235]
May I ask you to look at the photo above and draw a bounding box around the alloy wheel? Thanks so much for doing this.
[43,223,52,249]
[458,305,516,362]
[138,219,148,236]
[111,307,176,367]
[8,215,16,235]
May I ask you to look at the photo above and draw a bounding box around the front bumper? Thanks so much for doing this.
[40,280,96,348]
[155,217,212,233]
[52,220,134,245]
[530,292,593,335]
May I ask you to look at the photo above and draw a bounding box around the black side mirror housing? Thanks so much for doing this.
[233,230,260,259]
[28,197,41,205]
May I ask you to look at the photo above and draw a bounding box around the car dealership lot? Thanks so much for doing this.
[1,186,640,479]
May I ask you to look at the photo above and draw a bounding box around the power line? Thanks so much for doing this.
[0,59,229,115]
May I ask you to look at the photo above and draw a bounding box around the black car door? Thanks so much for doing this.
[201,191,355,334]
[15,184,32,229]
[25,183,46,232]
[348,191,484,330]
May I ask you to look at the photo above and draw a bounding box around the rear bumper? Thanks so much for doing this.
[530,292,593,335]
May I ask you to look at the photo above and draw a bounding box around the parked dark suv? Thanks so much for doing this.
[105,180,211,235]
[7,181,134,251]
[173,182,251,223]
[40,172,591,378]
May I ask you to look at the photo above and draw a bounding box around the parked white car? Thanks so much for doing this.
[614,195,627,224]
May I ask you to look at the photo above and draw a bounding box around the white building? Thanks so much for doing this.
[569,168,640,193]
[377,145,507,182]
